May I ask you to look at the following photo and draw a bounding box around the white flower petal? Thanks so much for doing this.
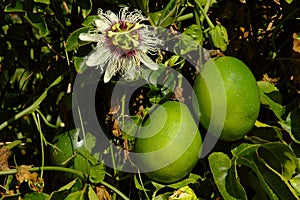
[86,47,111,67]
[104,59,117,83]
[79,33,100,42]
[138,51,159,70]
[95,19,110,32]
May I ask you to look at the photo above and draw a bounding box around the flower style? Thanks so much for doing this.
[79,7,162,83]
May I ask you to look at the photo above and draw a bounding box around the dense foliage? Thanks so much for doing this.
[0,0,300,199]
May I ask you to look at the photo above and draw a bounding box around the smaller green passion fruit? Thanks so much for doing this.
[50,129,99,182]
[134,101,202,183]
[193,56,260,141]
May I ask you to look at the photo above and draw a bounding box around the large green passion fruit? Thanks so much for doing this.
[193,56,260,141]
[134,101,202,183]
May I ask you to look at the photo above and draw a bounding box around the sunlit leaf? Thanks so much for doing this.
[34,0,50,4]
[175,24,203,55]
[208,23,228,51]
[257,81,279,94]
[169,186,197,200]
[208,152,247,200]
[65,27,91,51]
[4,0,25,12]
[24,13,49,39]
[195,0,217,6]
[64,190,84,200]
[260,93,283,120]
[89,163,106,184]
[290,174,300,196]
[258,81,284,120]
[133,175,151,191]
[88,185,99,200]
[168,173,201,189]
[23,192,49,200]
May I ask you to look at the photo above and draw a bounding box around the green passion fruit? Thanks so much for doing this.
[193,56,260,141]
[134,101,202,183]
[50,129,98,181]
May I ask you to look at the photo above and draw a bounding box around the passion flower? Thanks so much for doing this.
[79,7,162,83]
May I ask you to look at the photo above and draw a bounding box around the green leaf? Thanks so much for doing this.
[34,0,50,4]
[65,27,91,51]
[133,174,150,191]
[175,24,203,55]
[290,174,300,196]
[88,185,99,200]
[89,163,106,184]
[130,0,149,16]
[74,56,88,74]
[208,23,228,51]
[65,190,85,200]
[151,0,185,27]
[231,143,260,158]
[255,155,299,200]
[285,0,293,3]
[168,173,201,189]
[258,81,283,120]
[59,178,82,191]
[24,13,49,39]
[260,93,283,120]
[208,152,247,200]
[23,192,49,200]
[195,0,216,6]
[82,15,100,27]
[258,142,297,179]
[169,186,197,200]
[246,126,284,144]
[49,177,83,199]
[0,193,20,200]
[257,81,279,94]
[4,0,25,12]
[279,107,300,143]
[232,144,279,199]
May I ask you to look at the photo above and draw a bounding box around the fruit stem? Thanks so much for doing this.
[199,0,213,23]
[195,0,215,29]
[177,13,194,22]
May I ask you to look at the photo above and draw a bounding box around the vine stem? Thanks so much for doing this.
[31,113,45,179]
[0,75,63,131]
[0,166,130,200]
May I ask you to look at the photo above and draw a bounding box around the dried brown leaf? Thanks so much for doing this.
[0,147,10,171]
[15,165,32,184]
[293,33,300,53]
[174,87,185,103]
[96,185,112,200]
